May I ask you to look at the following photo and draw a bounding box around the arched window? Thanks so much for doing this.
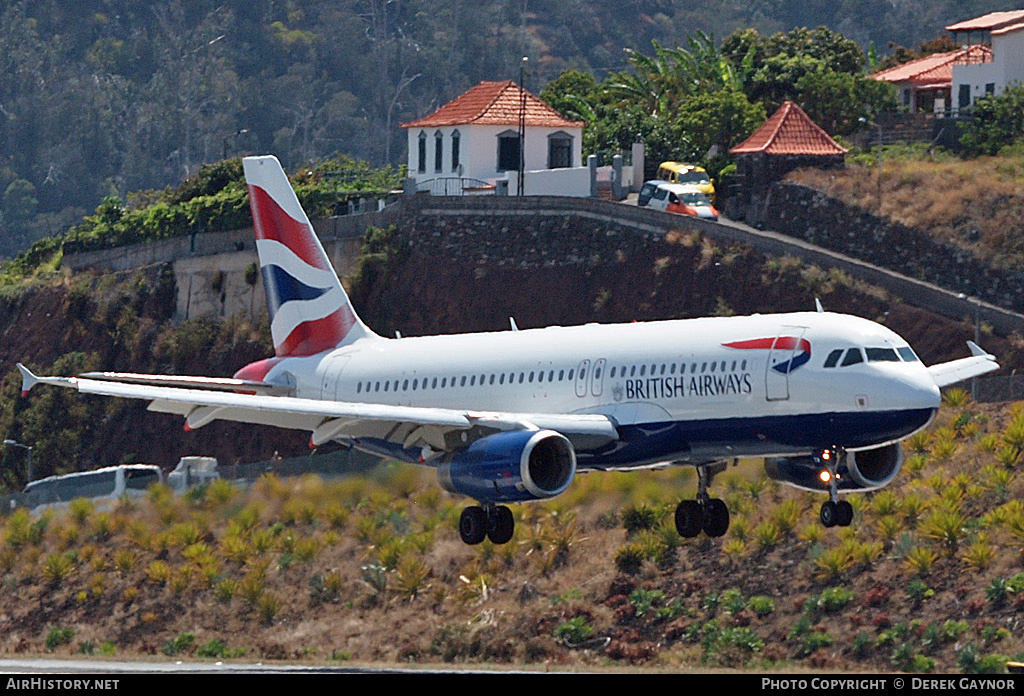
[417,131,427,173]
[451,130,461,173]
[547,131,573,169]
[434,131,444,173]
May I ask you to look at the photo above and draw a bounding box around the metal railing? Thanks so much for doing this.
[416,177,495,196]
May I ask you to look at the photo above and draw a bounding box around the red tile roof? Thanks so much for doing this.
[992,21,1024,36]
[729,102,848,156]
[946,10,1024,32]
[871,45,993,89]
[401,80,584,129]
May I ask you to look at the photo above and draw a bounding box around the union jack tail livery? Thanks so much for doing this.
[243,155,377,356]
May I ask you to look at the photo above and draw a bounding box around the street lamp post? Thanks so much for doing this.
[859,117,883,210]
[3,439,32,483]
[958,292,982,399]
[517,56,528,197]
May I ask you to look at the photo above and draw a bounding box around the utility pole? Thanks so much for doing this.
[517,56,528,197]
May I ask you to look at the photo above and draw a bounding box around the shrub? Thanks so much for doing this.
[903,546,939,575]
[963,538,996,572]
[906,579,935,606]
[814,546,854,580]
[41,553,76,587]
[919,507,967,555]
[748,595,775,617]
[161,632,195,657]
[818,586,854,612]
[45,627,75,651]
[554,617,595,645]
[621,503,665,537]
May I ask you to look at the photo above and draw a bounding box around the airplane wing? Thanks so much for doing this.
[927,341,1000,388]
[18,364,618,456]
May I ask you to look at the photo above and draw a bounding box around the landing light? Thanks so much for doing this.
[819,470,832,483]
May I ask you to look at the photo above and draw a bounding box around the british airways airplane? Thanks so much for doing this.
[19,155,1000,545]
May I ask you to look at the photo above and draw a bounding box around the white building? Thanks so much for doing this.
[400,80,588,196]
[947,10,1024,111]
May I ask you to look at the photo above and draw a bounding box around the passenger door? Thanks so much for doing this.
[574,359,591,398]
[320,355,350,400]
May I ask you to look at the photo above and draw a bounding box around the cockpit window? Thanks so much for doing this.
[840,348,864,367]
[866,347,900,362]
[823,349,843,368]
[897,347,918,362]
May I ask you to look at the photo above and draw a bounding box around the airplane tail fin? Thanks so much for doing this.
[243,155,378,356]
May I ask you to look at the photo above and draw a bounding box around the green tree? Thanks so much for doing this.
[960,86,1024,156]
[672,89,766,166]
[3,179,38,225]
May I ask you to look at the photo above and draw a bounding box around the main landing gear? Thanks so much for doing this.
[459,504,514,545]
[819,448,854,528]
[674,464,730,538]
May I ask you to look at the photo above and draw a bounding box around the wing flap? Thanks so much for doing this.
[81,371,295,396]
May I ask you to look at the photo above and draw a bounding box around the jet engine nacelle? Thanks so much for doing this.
[764,443,904,493]
[438,430,576,503]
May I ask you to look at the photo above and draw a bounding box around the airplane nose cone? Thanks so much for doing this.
[907,367,942,412]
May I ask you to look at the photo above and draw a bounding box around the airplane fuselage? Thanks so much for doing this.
[250,311,941,469]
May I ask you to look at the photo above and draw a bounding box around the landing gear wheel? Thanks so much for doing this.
[487,505,515,545]
[459,506,487,545]
[820,501,838,528]
[674,500,702,538]
[703,498,730,538]
[835,500,854,527]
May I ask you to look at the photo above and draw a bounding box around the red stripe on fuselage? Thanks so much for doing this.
[724,337,811,354]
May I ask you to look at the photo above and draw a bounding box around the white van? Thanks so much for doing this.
[23,464,163,512]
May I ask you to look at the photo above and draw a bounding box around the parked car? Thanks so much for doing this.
[656,162,715,201]
[645,182,719,220]
[637,179,669,207]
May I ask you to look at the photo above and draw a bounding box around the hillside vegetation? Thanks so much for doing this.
[788,145,1024,271]
[2,392,1024,673]
[2,0,1018,258]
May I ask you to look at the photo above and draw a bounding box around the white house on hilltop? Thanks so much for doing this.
[400,80,589,196]
[947,10,1024,110]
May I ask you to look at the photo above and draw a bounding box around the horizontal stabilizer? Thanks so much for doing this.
[927,342,999,388]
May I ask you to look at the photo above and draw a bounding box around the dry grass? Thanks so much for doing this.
[789,152,1024,270]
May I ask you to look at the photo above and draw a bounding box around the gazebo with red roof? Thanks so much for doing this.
[401,80,585,194]
[728,102,847,223]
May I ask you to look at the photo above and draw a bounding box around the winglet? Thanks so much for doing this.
[17,363,77,397]
[967,340,993,358]
[17,363,37,397]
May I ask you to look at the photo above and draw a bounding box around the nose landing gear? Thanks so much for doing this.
[819,448,853,528]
